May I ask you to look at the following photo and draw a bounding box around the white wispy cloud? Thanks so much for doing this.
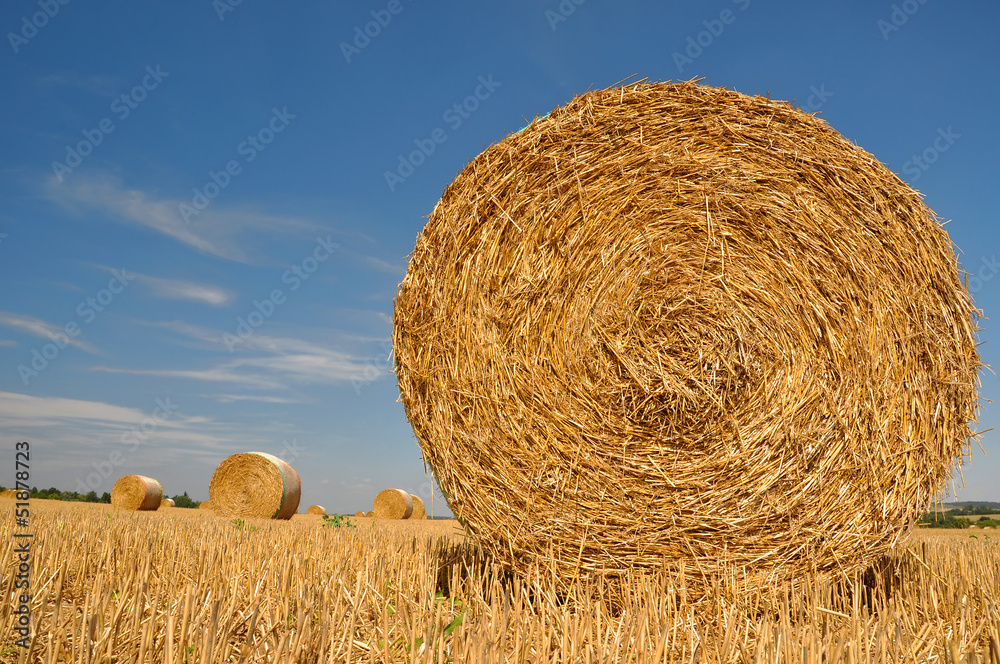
[207,394,299,404]
[0,390,285,493]
[132,272,234,306]
[90,325,388,391]
[0,311,100,354]
[45,173,320,263]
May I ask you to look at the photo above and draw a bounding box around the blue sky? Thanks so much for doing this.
[1,1,998,514]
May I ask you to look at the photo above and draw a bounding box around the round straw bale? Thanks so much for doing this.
[0,489,18,499]
[209,452,301,520]
[355,511,366,517]
[159,498,175,509]
[366,511,374,517]
[408,494,427,519]
[393,80,981,590]
[306,504,327,515]
[111,475,163,511]
[373,488,413,519]
[198,500,214,511]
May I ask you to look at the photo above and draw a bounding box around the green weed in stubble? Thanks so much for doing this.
[321,514,357,529]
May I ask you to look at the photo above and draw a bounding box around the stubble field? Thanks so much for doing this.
[1,499,999,663]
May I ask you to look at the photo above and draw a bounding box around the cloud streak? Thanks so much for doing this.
[45,173,319,264]
[133,272,235,306]
[0,311,100,354]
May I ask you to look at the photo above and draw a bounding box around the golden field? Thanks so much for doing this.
[1,499,999,663]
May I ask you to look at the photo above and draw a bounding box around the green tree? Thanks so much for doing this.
[100,492,111,503]
[172,492,197,509]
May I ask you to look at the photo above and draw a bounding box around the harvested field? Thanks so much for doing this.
[2,499,998,663]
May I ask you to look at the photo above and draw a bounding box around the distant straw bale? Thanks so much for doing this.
[408,494,427,519]
[111,475,163,511]
[159,498,175,509]
[373,488,413,519]
[306,505,327,516]
[392,80,982,590]
[355,511,366,517]
[209,452,301,520]
[365,511,374,517]
[0,489,18,499]
[198,500,214,511]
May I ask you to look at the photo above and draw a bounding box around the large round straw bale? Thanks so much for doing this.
[111,475,163,511]
[393,80,981,590]
[198,500,214,511]
[306,504,327,515]
[159,498,175,509]
[209,452,301,520]
[0,489,18,499]
[373,489,413,519]
[408,494,427,519]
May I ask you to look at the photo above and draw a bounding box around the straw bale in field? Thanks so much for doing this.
[111,475,163,511]
[159,498,175,509]
[373,488,413,519]
[0,489,18,499]
[408,494,427,519]
[306,504,327,515]
[393,80,982,589]
[366,511,374,517]
[209,452,301,520]
[355,511,365,517]
[198,500,214,511]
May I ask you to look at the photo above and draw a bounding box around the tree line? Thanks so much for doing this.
[0,486,200,508]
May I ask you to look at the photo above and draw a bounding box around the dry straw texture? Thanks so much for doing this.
[198,500,214,511]
[355,511,366,517]
[409,494,427,519]
[365,511,374,517]
[209,452,301,520]
[393,80,982,590]
[374,488,413,519]
[110,475,163,511]
[159,498,175,509]
[0,489,17,499]
[2,500,998,662]
[306,504,327,515]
